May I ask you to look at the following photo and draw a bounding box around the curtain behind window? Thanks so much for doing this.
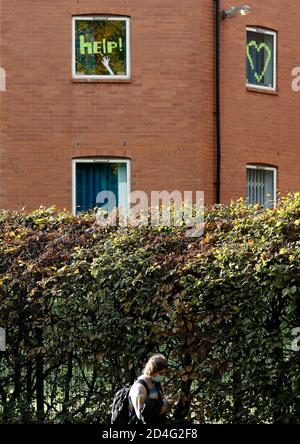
[76,163,119,214]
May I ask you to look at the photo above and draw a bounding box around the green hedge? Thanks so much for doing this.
[0,193,300,423]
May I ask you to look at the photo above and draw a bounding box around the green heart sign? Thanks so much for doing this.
[247,40,272,83]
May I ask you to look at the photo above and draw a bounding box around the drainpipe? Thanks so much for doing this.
[214,0,221,204]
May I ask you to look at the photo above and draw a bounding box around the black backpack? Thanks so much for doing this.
[111,379,150,424]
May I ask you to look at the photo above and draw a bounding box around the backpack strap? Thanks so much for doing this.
[154,381,164,399]
[136,378,150,398]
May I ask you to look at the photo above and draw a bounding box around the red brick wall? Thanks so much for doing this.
[0,0,299,212]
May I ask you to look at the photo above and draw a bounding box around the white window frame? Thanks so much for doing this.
[246,164,277,208]
[72,16,131,80]
[246,27,277,91]
[72,158,131,215]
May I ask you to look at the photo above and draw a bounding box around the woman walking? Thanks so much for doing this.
[128,354,175,424]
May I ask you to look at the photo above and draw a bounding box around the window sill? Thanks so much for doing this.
[246,86,278,95]
[72,78,132,84]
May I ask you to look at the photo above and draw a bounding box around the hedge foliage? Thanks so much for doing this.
[0,193,300,423]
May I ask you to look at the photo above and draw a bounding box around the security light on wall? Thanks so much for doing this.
[222,5,252,19]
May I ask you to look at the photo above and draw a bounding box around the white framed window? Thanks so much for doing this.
[246,165,277,209]
[246,27,277,91]
[72,158,131,215]
[72,16,131,80]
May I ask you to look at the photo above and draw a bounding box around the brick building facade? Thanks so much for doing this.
[0,0,299,214]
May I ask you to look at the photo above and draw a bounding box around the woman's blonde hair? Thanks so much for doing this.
[142,354,168,376]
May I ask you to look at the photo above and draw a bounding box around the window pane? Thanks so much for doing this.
[264,169,275,208]
[75,18,128,77]
[246,30,274,88]
[76,162,125,214]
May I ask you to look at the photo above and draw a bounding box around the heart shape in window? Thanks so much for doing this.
[247,41,272,83]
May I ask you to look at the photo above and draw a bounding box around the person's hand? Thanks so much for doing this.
[159,398,174,415]
[167,398,176,406]
[165,398,176,411]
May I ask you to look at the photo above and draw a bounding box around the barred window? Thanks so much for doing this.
[247,165,277,208]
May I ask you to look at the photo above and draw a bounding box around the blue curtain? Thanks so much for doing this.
[76,163,119,214]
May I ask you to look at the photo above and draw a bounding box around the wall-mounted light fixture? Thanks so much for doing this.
[222,5,252,20]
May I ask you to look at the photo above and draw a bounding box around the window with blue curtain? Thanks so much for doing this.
[246,29,275,89]
[76,162,121,214]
